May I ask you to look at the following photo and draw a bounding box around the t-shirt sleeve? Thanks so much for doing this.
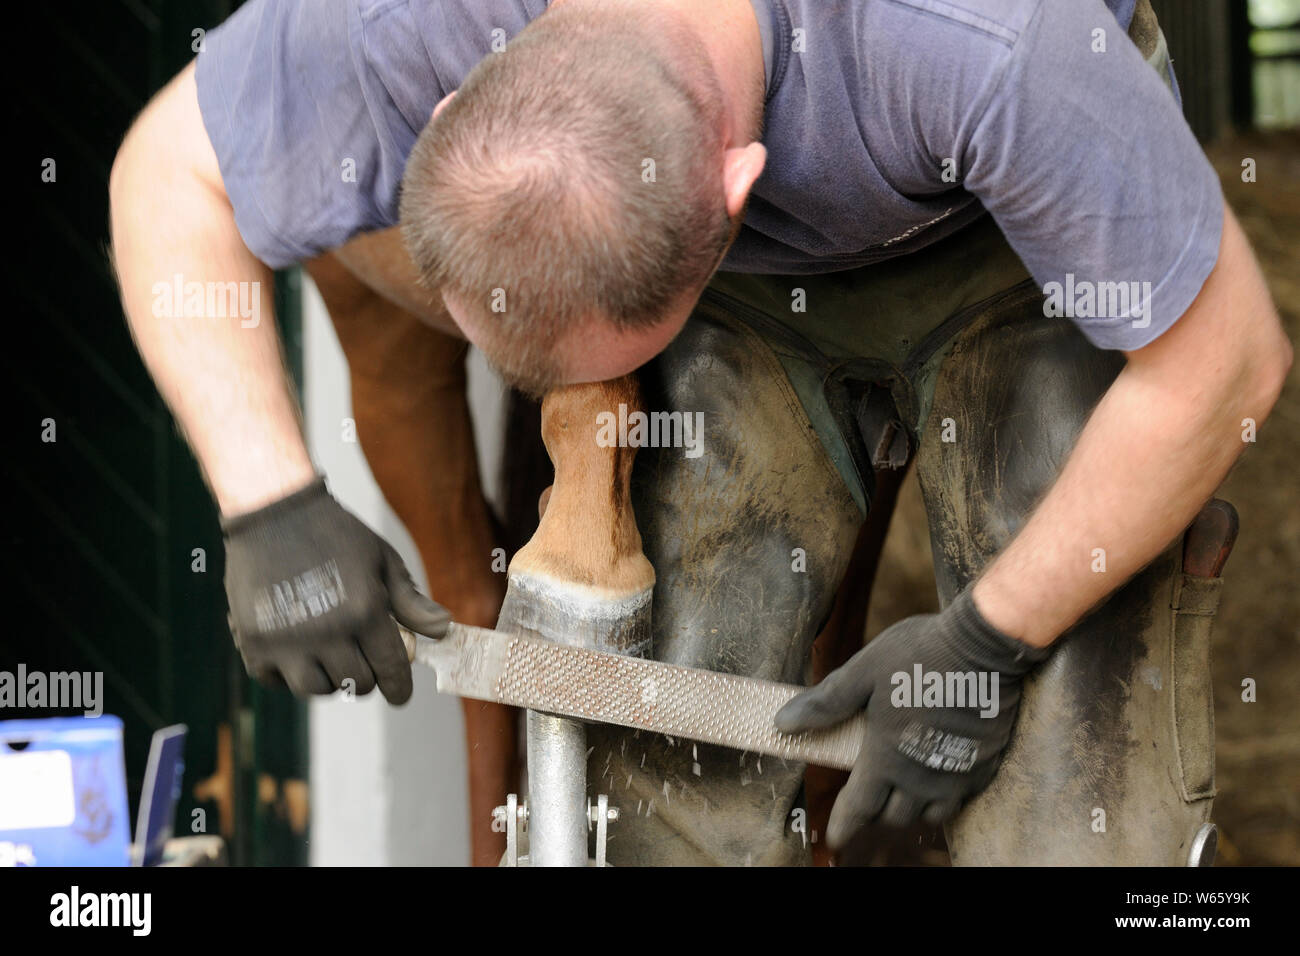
[194,0,440,268]
[878,0,1224,351]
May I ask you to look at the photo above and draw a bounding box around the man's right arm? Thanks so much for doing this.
[109,61,315,516]
[110,62,448,703]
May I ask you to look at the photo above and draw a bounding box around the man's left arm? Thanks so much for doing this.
[973,205,1292,647]
[773,206,1290,842]
[777,1,1291,840]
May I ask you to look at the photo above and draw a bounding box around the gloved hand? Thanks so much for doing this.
[221,476,450,704]
[775,586,1050,847]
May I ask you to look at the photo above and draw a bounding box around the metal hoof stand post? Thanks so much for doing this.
[485,722,618,868]
[510,714,618,867]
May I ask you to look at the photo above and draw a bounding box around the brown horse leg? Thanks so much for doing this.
[499,376,655,652]
[304,251,517,867]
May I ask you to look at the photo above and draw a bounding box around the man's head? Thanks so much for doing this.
[400,0,765,396]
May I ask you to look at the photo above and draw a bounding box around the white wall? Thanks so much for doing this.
[300,270,506,866]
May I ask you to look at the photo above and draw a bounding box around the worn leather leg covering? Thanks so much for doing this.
[916,292,1219,865]
[583,305,862,866]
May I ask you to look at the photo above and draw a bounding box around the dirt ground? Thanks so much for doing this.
[861,131,1300,866]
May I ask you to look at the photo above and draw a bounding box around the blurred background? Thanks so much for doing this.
[5,0,1297,866]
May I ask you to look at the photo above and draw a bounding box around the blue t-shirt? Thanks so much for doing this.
[195,0,1223,350]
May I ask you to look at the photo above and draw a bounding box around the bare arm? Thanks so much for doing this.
[973,206,1293,646]
[109,62,314,516]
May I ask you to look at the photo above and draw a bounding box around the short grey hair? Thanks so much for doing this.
[399,1,733,392]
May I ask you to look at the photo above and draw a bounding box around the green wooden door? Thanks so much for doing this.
[5,0,308,866]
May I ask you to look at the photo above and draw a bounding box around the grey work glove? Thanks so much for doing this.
[775,587,1050,848]
[221,476,450,704]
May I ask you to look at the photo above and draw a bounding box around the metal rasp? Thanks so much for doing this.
[401,623,865,771]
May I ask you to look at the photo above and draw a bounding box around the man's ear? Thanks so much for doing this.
[722,142,767,219]
[432,90,458,121]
